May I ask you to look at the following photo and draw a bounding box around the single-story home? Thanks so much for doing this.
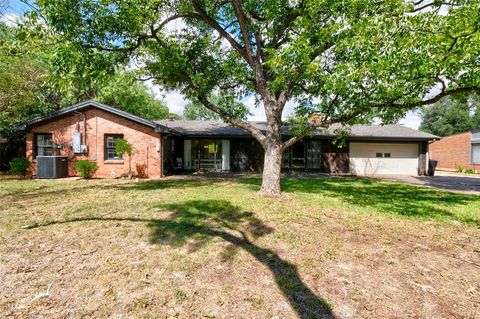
[19,100,439,178]
[429,130,480,171]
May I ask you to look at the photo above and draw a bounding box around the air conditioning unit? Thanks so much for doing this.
[36,156,68,179]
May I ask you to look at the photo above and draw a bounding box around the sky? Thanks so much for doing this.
[1,0,423,129]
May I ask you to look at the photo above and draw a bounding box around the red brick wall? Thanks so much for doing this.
[26,108,162,178]
[429,132,477,170]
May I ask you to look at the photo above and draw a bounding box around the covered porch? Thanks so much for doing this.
[162,136,349,175]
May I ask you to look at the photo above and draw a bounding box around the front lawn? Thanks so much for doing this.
[0,176,479,318]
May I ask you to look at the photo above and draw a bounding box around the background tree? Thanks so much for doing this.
[97,72,169,120]
[26,0,480,196]
[0,21,173,140]
[420,94,480,137]
[184,94,250,120]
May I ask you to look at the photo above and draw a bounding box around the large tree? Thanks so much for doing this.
[29,0,480,196]
[420,94,480,136]
[0,21,171,139]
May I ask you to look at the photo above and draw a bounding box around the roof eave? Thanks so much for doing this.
[18,100,176,134]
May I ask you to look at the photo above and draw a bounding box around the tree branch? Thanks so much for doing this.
[375,86,480,109]
[280,109,364,151]
[191,0,251,64]
[197,94,267,147]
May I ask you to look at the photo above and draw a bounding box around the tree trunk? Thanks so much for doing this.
[260,144,283,197]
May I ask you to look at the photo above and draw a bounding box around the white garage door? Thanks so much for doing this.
[349,143,419,175]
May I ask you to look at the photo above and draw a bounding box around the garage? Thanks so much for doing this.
[349,142,419,175]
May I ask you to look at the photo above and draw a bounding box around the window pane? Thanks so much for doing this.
[36,134,53,157]
[291,141,305,169]
[307,140,321,169]
[472,144,480,164]
[384,153,391,158]
[376,153,382,158]
[105,135,124,160]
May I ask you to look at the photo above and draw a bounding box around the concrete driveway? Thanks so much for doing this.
[376,171,480,195]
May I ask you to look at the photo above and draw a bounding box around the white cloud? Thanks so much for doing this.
[244,96,297,121]
[244,96,264,121]
[0,12,19,26]
[158,90,189,116]
[144,80,189,116]
[398,110,422,129]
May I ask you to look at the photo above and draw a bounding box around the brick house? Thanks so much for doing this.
[20,100,438,178]
[429,130,480,171]
[22,101,171,178]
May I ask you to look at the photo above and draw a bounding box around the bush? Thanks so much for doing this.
[9,157,31,177]
[464,168,475,174]
[455,164,464,173]
[74,160,98,179]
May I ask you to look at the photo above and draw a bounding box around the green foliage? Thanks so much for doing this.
[0,21,171,141]
[74,160,97,179]
[184,101,221,121]
[184,94,250,121]
[8,157,31,176]
[115,139,134,176]
[32,0,480,127]
[464,168,475,174]
[115,139,133,157]
[420,95,480,137]
[97,73,169,120]
[0,22,58,139]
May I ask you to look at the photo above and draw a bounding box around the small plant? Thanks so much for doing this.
[455,164,464,173]
[75,160,98,179]
[9,157,31,177]
[115,139,134,178]
[464,168,475,174]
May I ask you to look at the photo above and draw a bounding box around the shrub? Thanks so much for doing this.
[74,160,98,179]
[455,164,464,173]
[9,157,31,177]
[464,168,475,174]
[115,139,135,177]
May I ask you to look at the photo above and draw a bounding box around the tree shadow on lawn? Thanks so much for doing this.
[26,199,335,319]
[239,177,480,226]
[0,179,210,201]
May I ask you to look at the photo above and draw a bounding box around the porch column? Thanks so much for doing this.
[222,140,230,171]
[184,140,192,169]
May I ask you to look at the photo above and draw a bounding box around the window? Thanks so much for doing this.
[472,144,480,164]
[104,135,124,160]
[376,153,383,158]
[384,153,391,158]
[35,133,53,158]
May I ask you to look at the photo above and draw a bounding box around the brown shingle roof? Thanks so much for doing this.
[156,120,439,140]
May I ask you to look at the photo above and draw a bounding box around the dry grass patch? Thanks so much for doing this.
[0,176,479,318]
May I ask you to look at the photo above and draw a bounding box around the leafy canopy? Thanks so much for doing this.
[31,0,480,135]
[420,94,480,137]
[115,139,134,157]
[184,94,250,120]
[0,20,172,140]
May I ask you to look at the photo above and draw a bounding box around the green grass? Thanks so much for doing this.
[0,176,479,318]
[238,177,480,226]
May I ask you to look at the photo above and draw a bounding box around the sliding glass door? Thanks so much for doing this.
[282,140,322,170]
[192,140,222,171]
[291,141,305,169]
[306,140,321,169]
